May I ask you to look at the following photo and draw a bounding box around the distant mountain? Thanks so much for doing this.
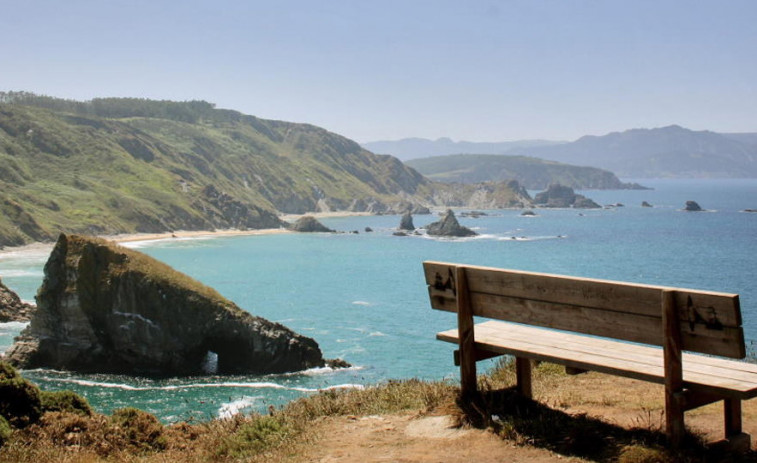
[721,132,757,147]
[406,154,646,190]
[507,125,757,178]
[361,137,565,161]
[0,94,532,247]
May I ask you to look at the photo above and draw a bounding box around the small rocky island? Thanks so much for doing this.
[426,209,477,237]
[0,278,35,322]
[684,200,704,212]
[5,234,337,376]
[289,216,335,233]
[533,184,601,209]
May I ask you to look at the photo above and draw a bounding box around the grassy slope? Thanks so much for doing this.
[0,104,429,247]
[406,154,637,189]
[0,101,530,248]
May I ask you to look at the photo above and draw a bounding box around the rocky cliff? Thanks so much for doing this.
[0,278,35,322]
[5,234,327,376]
[0,97,533,248]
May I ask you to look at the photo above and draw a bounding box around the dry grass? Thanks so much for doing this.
[3,359,757,462]
[0,379,456,463]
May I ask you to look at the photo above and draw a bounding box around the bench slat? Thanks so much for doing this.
[460,321,757,388]
[437,321,757,399]
[424,261,745,358]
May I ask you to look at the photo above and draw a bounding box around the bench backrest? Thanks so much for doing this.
[423,261,744,359]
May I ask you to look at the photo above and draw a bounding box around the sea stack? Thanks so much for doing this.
[5,234,329,376]
[399,211,415,231]
[684,201,704,212]
[426,210,477,237]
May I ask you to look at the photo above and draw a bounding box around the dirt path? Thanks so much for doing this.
[297,412,585,463]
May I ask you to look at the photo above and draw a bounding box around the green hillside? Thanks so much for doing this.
[406,154,646,190]
[0,94,529,247]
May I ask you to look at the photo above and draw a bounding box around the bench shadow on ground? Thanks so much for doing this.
[455,386,757,463]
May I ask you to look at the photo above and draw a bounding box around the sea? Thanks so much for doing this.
[1,178,756,423]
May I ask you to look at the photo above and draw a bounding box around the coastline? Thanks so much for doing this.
[0,210,376,257]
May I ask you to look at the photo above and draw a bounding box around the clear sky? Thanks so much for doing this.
[2,0,755,142]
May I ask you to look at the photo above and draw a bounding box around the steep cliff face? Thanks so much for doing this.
[5,234,325,376]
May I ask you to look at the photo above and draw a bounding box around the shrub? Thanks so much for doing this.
[0,361,42,428]
[0,415,11,446]
[217,415,291,458]
[40,390,93,416]
[109,407,166,452]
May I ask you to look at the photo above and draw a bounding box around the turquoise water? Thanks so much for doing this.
[1,179,756,422]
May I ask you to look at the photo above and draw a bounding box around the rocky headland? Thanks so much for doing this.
[533,184,601,209]
[4,234,334,376]
[0,278,35,322]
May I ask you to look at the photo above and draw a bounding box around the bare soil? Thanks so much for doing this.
[293,373,757,463]
[298,412,582,463]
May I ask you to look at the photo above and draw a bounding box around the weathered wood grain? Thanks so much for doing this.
[424,261,744,358]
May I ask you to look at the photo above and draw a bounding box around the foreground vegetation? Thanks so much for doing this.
[1,359,754,462]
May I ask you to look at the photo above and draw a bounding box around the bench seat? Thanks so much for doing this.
[437,320,757,400]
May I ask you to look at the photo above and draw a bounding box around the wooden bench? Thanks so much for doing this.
[423,261,757,450]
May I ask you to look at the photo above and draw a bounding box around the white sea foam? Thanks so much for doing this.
[352,301,373,306]
[0,269,44,278]
[368,331,386,337]
[34,377,365,393]
[218,396,259,419]
[0,321,29,330]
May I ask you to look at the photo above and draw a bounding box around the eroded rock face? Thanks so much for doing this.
[426,210,477,237]
[0,278,35,322]
[5,234,326,376]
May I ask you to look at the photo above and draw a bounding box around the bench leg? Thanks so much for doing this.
[725,398,742,437]
[515,357,532,398]
[665,390,685,448]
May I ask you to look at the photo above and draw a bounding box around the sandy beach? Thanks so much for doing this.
[0,210,377,257]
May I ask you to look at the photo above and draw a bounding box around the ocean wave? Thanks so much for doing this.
[32,376,365,393]
[420,233,498,242]
[368,331,386,337]
[0,269,44,278]
[0,321,29,330]
[496,235,566,241]
[218,396,260,419]
[351,301,373,306]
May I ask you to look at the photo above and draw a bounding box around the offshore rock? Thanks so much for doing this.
[5,234,327,376]
[684,200,704,212]
[289,216,334,233]
[399,211,415,231]
[0,278,36,322]
[425,210,477,237]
